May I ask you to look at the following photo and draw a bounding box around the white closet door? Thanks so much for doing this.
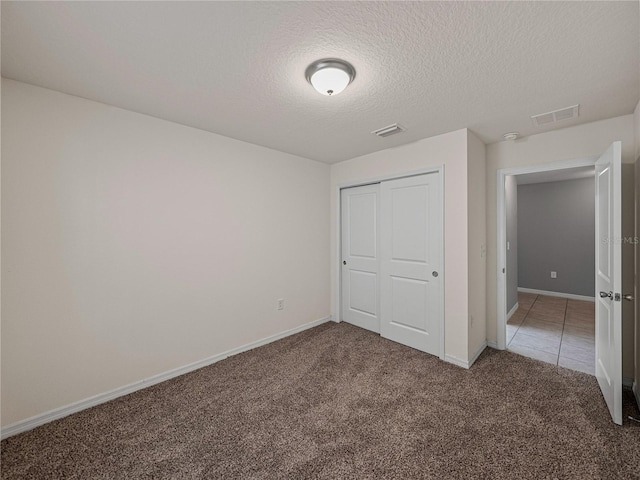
[341,184,380,333]
[380,173,442,356]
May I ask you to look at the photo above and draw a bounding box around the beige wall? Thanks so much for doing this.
[634,99,640,401]
[1,79,331,426]
[635,100,640,163]
[622,162,636,380]
[486,114,636,379]
[467,131,487,359]
[330,129,472,363]
[504,175,519,311]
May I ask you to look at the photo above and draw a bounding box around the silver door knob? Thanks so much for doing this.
[599,291,613,299]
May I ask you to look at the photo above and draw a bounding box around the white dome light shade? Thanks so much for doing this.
[310,68,350,96]
[305,59,355,96]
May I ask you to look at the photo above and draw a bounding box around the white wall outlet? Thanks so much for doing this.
[550,271,557,279]
[277,299,284,310]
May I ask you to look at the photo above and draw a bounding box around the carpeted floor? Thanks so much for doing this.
[2,322,639,479]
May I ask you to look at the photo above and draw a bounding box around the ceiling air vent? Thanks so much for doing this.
[531,105,579,127]
[372,123,405,137]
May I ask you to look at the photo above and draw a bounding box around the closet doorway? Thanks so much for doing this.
[340,171,443,357]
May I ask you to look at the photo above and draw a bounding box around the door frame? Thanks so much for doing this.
[334,166,446,360]
[495,156,598,349]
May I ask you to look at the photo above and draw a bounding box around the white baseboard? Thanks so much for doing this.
[486,340,498,349]
[623,376,634,389]
[0,316,331,440]
[444,354,470,369]
[445,341,487,370]
[507,303,519,321]
[518,287,595,302]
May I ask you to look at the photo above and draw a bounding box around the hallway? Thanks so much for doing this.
[507,292,595,375]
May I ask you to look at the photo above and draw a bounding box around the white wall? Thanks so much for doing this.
[330,129,472,363]
[1,79,330,426]
[486,114,636,379]
[505,175,518,311]
[467,131,487,359]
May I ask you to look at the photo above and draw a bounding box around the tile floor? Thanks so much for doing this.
[507,292,595,375]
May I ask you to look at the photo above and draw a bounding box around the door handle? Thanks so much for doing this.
[599,291,613,300]
[343,260,346,265]
[623,294,634,301]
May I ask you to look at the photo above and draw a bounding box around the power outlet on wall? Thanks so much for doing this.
[550,271,557,279]
[277,299,285,311]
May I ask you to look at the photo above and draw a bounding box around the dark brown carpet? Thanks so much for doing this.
[2,322,639,479]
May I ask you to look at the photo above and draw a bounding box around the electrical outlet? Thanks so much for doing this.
[551,271,557,279]
[277,299,284,310]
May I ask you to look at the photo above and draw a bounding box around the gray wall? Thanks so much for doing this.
[505,175,518,311]
[517,177,595,297]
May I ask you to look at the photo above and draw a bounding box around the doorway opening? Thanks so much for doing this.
[496,158,599,370]
[505,166,596,374]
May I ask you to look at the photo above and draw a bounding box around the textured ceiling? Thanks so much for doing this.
[2,1,639,164]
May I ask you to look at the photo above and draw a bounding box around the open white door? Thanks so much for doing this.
[595,141,622,425]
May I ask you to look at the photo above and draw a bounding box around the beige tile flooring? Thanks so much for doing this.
[507,292,595,375]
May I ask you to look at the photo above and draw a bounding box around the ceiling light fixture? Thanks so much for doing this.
[305,59,355,96]
[503,132,519,141]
